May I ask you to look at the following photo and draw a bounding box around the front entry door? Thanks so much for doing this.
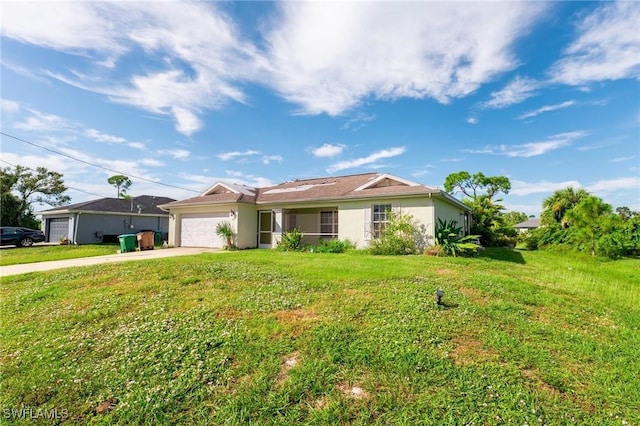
[258,211,273,248]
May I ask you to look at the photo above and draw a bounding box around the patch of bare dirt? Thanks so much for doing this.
[458,287,489,306]
[449,332,499,366]
[274,308,319,336]
[276,352,300,385]
[94,398,118,415]
[337,382,369,400]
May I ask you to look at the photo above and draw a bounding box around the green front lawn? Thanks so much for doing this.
[0,244,119,266]
[1,249,638,425]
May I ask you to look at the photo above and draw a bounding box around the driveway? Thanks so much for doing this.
[0,247,221,277]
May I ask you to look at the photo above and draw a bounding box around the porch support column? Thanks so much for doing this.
[272,209,283,248]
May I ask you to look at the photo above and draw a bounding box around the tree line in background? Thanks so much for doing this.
[444,171,640,259]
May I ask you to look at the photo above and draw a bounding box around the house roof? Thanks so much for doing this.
[514,218,540,228]
[40,195,176,216]
[161,172,470,211]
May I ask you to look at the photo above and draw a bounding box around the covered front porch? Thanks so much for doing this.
[258,207,339,248]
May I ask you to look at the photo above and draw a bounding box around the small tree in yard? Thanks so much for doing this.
[216,221,235,250]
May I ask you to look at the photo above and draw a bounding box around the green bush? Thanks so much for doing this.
[369,211,422,255]
[277,228,304,251]
[314,239,355,253]
[433,218,480,257]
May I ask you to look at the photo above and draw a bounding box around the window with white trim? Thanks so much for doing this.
[372,204,391,238]
[320,211,338,236]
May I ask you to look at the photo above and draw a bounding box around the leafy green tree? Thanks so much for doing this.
[502,211,529,227]
[108,175,132,199]
[444,171,511,200]
[0,165,70,227]
[444,171,512,246]
[565,196,613,256]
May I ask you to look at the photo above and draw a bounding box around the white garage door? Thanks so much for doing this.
[48,218,69,242]
[180,213,227,248]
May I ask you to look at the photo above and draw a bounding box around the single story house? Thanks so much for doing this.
[159,172,471,249]
[513,218,540,233]
[40,195,176,244]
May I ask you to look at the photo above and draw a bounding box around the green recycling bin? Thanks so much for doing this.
[154,231,162,246]
[118,234,137,253]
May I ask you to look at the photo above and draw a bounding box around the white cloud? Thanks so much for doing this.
[587,176,640,194]
[159,149,190,160]
[265,2,548,115]
[482,76,541,109]
[312,144,346,158]
[465,131,587,158]
[128,142,147,151]
[327,147,406,173]
[510,179,583,197]
[262,155,283,165]
[85,128,126,144]
[467,117,478,125]
[217,150,260,161]
[3,2,264,136]
[611,156,636,163]
[14,109,74,132]
[517,100,576,120]
[1,99,20,113]
[343,112,375,130]
[549,2,640,85]
[140,158,165,167]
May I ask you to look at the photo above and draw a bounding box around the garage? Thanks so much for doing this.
[180,213,227,248]
[47,217,70,243]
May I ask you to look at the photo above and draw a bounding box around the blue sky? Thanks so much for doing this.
[1,1,638,217]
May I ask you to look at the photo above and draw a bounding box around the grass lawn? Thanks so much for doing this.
[0,245,121,267]
[1,249,638,425]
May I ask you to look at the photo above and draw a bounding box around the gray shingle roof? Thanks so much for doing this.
[41,195,176,215]
[514,218,540,228]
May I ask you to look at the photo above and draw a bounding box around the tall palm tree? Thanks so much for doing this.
[541,187,590,227]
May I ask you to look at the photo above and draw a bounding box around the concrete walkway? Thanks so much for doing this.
[0,247,221,277]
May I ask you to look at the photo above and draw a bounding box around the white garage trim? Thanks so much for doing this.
[180,213,227,248]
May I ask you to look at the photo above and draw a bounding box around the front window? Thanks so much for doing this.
[320,211,338,236]
[372,204,391,238]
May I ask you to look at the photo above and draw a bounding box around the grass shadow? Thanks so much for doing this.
[478,247,526,264]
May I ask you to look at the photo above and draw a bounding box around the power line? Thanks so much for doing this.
[0,158,111,198]
[1,131,200,194]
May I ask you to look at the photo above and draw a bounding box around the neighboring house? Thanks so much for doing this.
[159,172,471,249]
[40,195,176,244]
[513,218,540,233]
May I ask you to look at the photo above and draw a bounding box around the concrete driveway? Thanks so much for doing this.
[0,247,221,277]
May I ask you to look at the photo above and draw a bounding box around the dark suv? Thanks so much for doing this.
[0,227,46,247]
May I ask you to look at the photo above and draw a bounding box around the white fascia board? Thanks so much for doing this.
[353,173,421,191]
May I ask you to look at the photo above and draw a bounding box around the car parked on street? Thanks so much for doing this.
[0,227,46,247]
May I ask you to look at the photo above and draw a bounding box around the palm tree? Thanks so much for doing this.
[541,187,590,227]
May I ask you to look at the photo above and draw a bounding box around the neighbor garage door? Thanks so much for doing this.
[48,218,69,243]
[180,213,227,248]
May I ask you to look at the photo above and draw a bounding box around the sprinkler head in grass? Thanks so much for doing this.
[436,289,444,306]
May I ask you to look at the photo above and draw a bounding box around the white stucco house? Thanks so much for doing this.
[159,172,471,249]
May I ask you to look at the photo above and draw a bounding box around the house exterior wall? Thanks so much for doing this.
[236,204,257,248]
[434,200,468,233]
[338,196,436,249]
[166,204,256,249]
[43,213,169,244]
